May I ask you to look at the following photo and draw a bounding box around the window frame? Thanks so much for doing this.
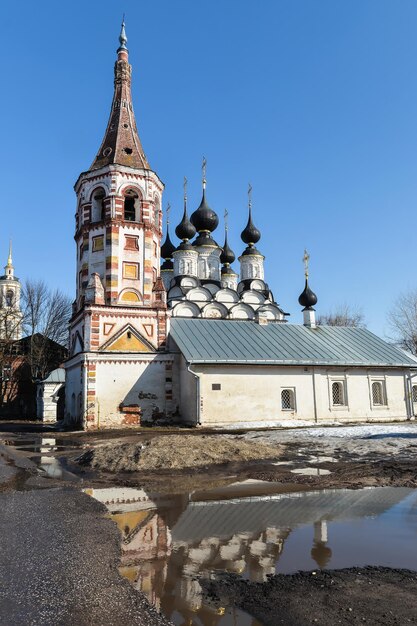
[328,376,349,410]
[412,384,417,404]
[281,387,296,412]
[369,377,388,408]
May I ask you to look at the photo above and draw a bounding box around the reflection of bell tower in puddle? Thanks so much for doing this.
[311,521,332,568]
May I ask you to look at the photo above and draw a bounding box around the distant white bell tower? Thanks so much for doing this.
[0,242,22,340]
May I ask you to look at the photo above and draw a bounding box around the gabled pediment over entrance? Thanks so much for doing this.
[101,325,155,352]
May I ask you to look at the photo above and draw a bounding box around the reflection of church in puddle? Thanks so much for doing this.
[86,485,409,625]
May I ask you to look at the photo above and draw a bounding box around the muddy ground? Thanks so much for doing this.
[202,567,417,625]
[65,421,417,493]
[1,420,417,625]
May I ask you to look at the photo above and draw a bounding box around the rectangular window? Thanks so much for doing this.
[92,235,104,252]
[123,262,139,279]
[370,379,387,407]
[153,241,158,256]
[212,383,221,391]
[125,235,139,251]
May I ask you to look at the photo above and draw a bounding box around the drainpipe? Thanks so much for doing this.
[82,356,88,430]
[187,362,201,426]
[312,367,318,424]
[406,370,416,420]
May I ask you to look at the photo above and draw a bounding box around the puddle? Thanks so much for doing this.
[271,460,294,466]
[87,483,417,626]
[291,467,332,476]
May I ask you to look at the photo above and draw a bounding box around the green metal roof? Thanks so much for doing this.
[169,319,417,367]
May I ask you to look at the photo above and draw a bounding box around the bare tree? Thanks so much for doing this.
[317,304,365,328]
[21,279,71,381]
[387,289,417,356]
[0,304,23,406]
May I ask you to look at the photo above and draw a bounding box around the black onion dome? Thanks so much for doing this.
[190,189,219,232]
[298,279,318,310]
[175,207,196,241]
[160,230,176,260]
[220,232,235,265]
[241,209,261,245]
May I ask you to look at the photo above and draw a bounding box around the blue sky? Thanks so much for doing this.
[1,0,417,336]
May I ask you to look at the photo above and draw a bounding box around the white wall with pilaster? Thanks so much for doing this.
[177,364,410,427]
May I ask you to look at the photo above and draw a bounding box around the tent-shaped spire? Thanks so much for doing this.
[89,20,150,171]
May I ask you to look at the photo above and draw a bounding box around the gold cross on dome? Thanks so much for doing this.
[166,202,171,225]
[202,157,207,187]
[224,209,229,231]
[303,249,310,278]
[248,183,253,210]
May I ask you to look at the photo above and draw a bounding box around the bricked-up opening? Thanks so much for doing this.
[124,189,140,222]
[124,235,139,251]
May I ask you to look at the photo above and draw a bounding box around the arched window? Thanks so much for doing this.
[124,189,140,222]
[372,381,384,406]
[281,389,295,410]
[412,385,417,403]
[5,290,14,307]
[332,381,344,406]
[91,188,106,222]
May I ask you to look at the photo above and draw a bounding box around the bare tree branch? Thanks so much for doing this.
[21,280,71,381]
[317,304,366,328]
[387,289,417,356]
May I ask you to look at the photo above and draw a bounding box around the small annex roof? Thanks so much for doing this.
[169,318,417,368]
[43,368,65,384]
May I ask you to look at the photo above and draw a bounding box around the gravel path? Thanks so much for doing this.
[0,487,173,626]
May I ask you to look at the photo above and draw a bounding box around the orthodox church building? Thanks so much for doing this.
[64,24,417,429]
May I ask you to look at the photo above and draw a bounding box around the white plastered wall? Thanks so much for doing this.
[182,364,411,427]
[64,359,84,425]
[41,382,64,423]
[94,357,168,426]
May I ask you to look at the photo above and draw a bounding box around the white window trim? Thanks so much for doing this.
[368,375,389,409]
[280,387,297,412]
[327,375,349,411]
